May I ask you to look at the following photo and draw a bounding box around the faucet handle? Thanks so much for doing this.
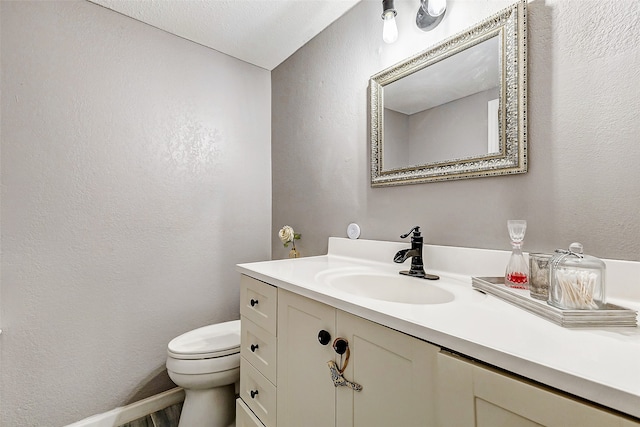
[400,226,421,239]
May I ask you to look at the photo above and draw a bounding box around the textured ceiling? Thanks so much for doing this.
[88,0,362,71]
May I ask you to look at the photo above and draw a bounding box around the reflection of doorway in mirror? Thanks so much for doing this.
[487,98,499,153]
[383,108,410,170]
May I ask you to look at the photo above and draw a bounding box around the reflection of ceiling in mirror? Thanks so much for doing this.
[384,36,500,115]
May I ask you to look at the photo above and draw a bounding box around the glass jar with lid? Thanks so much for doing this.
[548,242,606,310]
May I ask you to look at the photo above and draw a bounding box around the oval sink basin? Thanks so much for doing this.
[323,272,455,304]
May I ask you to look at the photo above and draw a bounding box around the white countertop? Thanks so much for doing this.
[237,238,640,419]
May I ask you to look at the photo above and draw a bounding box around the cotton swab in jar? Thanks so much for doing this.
[555,268,598,309]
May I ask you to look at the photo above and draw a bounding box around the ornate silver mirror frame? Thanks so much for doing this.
[370,0,527,186]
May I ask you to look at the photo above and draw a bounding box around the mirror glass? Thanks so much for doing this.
[370,1,527,186]
[383,36,500,169]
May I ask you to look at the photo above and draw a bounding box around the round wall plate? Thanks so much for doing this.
[347,223,361,240]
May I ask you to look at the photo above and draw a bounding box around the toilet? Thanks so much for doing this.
[166,320,241,427]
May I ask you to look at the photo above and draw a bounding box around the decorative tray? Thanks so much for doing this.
[471,277,638,328]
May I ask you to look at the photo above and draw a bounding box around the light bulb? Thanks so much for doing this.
[382,11,398,44]
[427,0,446,16]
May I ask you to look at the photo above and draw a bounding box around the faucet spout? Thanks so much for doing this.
[393,248,419,263]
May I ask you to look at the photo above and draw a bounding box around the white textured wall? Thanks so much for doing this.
[272,0,640,262]
[1,1,271,425]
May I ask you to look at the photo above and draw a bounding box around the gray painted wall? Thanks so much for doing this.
[272,0,640,263]
[1,1,271,425]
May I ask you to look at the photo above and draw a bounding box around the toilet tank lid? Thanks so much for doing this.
[167,320,240,359]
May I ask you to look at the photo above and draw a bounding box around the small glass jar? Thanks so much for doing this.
[505,220,529,289]
[529,253,552,300]
[548,243,606,310]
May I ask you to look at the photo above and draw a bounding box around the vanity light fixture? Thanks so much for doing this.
[416,0,447,31]
[381,0,398,44]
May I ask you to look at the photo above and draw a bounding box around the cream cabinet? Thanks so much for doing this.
[238,275,278,427]
[277,288,440,427]
[238,274,640,427]
[436,351,640,427]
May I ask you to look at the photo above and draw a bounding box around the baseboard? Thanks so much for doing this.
[65,387,185,427]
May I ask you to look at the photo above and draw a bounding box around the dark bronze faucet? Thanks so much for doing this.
[393,226,439,280]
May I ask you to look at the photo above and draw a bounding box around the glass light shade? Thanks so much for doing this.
[416,0,446,32]
[382,11,398,44]
[427,0,446,16]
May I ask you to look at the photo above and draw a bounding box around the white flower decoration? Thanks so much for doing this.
[278,225,301,249]
[279,226,295,244]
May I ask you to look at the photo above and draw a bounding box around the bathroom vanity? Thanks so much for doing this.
[236,238,640,427]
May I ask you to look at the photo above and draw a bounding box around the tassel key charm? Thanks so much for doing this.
[327,360,363,391]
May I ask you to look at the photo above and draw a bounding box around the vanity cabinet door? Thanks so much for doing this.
[436,351,640,427]
[335,311,440,427]
[277,289,336,427]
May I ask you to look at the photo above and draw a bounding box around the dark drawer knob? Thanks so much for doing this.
[250,299,259,307]
[250,344,259,352]
[333,338,348,355]
[318,330,331,346]
[250,390,259,399]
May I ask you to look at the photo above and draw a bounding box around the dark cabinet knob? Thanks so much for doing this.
[333,338,348,355]
[318,330,331,345]
[250,344,259,352]
[250,390,259,399]
[250,299,259,307]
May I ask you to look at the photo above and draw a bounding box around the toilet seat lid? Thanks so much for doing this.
[167,320,240,360]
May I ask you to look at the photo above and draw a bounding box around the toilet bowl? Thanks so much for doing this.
[166,320,241,427]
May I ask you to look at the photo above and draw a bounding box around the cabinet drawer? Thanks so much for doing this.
[241,316,277,384]
[236,398,265,427]
[240,275,277,335]
[240,357,277,427]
